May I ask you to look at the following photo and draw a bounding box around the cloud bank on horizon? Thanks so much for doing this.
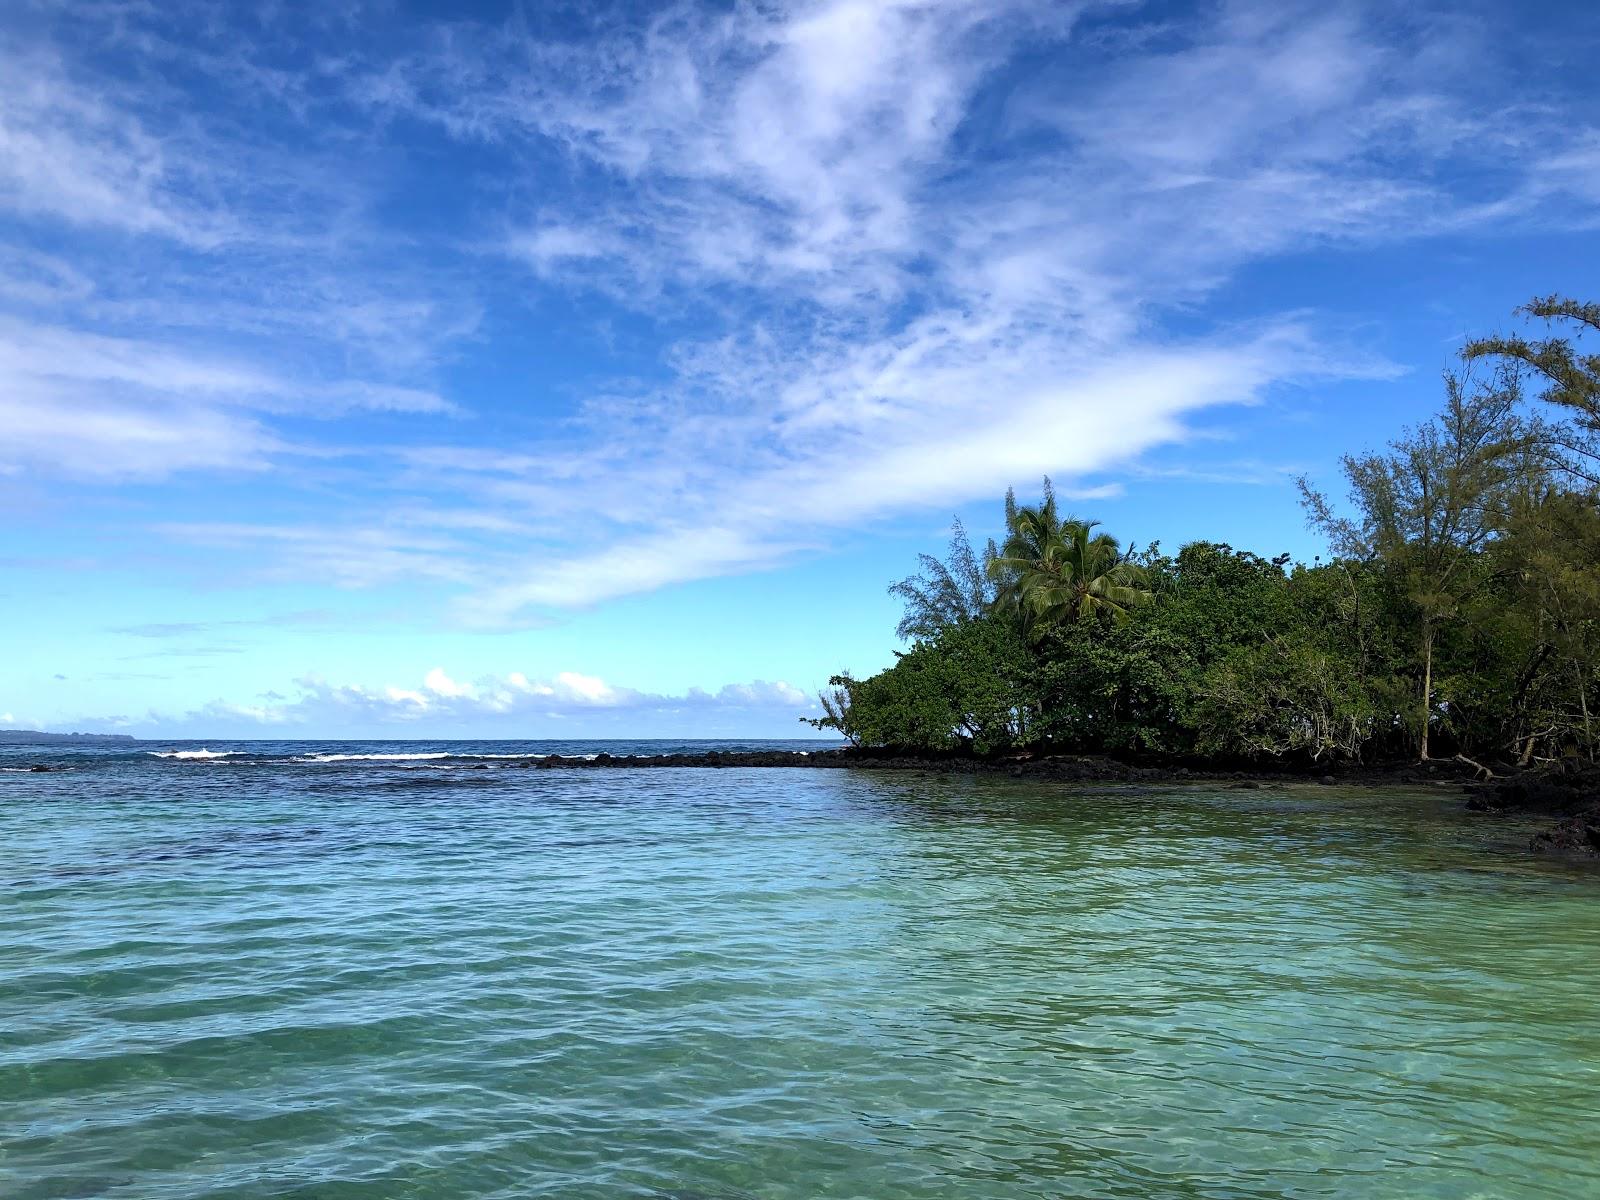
[2,0,1598,734]
[90,669,814,740]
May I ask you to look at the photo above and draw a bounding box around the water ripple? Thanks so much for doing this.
[2,757,1598,1199]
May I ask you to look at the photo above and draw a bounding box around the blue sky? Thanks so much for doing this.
[2,0,1598,738]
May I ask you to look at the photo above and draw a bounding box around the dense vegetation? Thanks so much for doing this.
[809,297,1600,768]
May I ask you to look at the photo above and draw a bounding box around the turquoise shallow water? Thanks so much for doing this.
[3,741,1599,1199]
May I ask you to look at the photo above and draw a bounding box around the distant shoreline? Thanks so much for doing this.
[0,729,138,745]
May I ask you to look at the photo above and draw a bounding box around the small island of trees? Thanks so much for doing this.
[809,296,1600,772]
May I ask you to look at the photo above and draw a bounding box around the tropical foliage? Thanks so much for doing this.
[988,480,1151,638]
[808,296,1600,768]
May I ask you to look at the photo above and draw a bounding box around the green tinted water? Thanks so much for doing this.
[3,759,1597,1198]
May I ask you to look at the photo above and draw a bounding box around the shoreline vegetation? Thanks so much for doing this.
[795,295,1600,858]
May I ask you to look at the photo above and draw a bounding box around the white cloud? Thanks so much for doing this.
[0,47,223,244]
[3,398,271,480]
[507,225,622,273]
[154,521,479,589]
[7,0,1600,616]
[191,700,294,725]
[550,672,614,703]
[0,315,279,395]
[707,680,810,707]
[0,316,461,479]
[423,667,473,698]
[0,245,94,306]
[0,34,474,482]
[95,668,819,733]
[448,320,1384,620]
[313,0,1598,620]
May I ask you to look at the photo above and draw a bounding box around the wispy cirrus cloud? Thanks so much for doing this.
[303,0,1598,619]
[111,610,336,639]
[0,315,460,479]
[0,45,224,244]
[5,0,1600,628]
[0,22,475,482]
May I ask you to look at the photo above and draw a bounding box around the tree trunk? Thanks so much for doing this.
[1503,643,1553,762]
[1419,616,1434,762]
[1576,660,1594,762]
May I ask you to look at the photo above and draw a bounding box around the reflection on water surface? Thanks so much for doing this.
[2,743,1596,1199]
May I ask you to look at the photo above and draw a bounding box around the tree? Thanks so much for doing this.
[832,618,1037,754]
[988,479,1151,640]
[1298,368,1522,759]
[986,477,1071,619]
[888,519,996,641]
[1464,295,1600,483]
[1463,296,1600,760]
[802,674,861,745]
[838,326,1588,769]
[1194,637,1380,764]
[1491,484,1600,760]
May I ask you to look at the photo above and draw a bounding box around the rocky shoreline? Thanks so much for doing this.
[508,747,1598,858]
[16,745,1594,857]
[1467,766,1600,857]
[509,745,1473,786]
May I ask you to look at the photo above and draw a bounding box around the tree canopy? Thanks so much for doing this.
[810,296,1600,770]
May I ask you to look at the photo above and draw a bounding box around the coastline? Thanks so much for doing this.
[507,745,1468,784]
[512,747,1598,857]
[13,741,1593,857]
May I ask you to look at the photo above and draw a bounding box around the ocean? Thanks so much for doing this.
[3,739,1598,1198]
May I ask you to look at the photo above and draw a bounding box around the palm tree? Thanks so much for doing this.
[988,481,1151,640]
[987,480,1070,615]
[1051,520,1153,624]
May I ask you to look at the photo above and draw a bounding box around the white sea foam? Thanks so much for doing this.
[299,752,454,762]
[149,749,623,765]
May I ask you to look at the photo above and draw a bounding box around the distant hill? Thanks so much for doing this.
[0,729,139,745]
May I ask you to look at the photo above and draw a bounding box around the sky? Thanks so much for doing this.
[2,0,1598,739]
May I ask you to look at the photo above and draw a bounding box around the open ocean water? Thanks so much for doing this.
[3,739,1598,1199]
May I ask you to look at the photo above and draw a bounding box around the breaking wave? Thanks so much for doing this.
[145,750,593,766]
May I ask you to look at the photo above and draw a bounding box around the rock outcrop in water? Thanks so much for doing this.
[512,747,1196,778]
[1470,763,1600,857]
[509,747,1475,788]
[1529,809,1600,856]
